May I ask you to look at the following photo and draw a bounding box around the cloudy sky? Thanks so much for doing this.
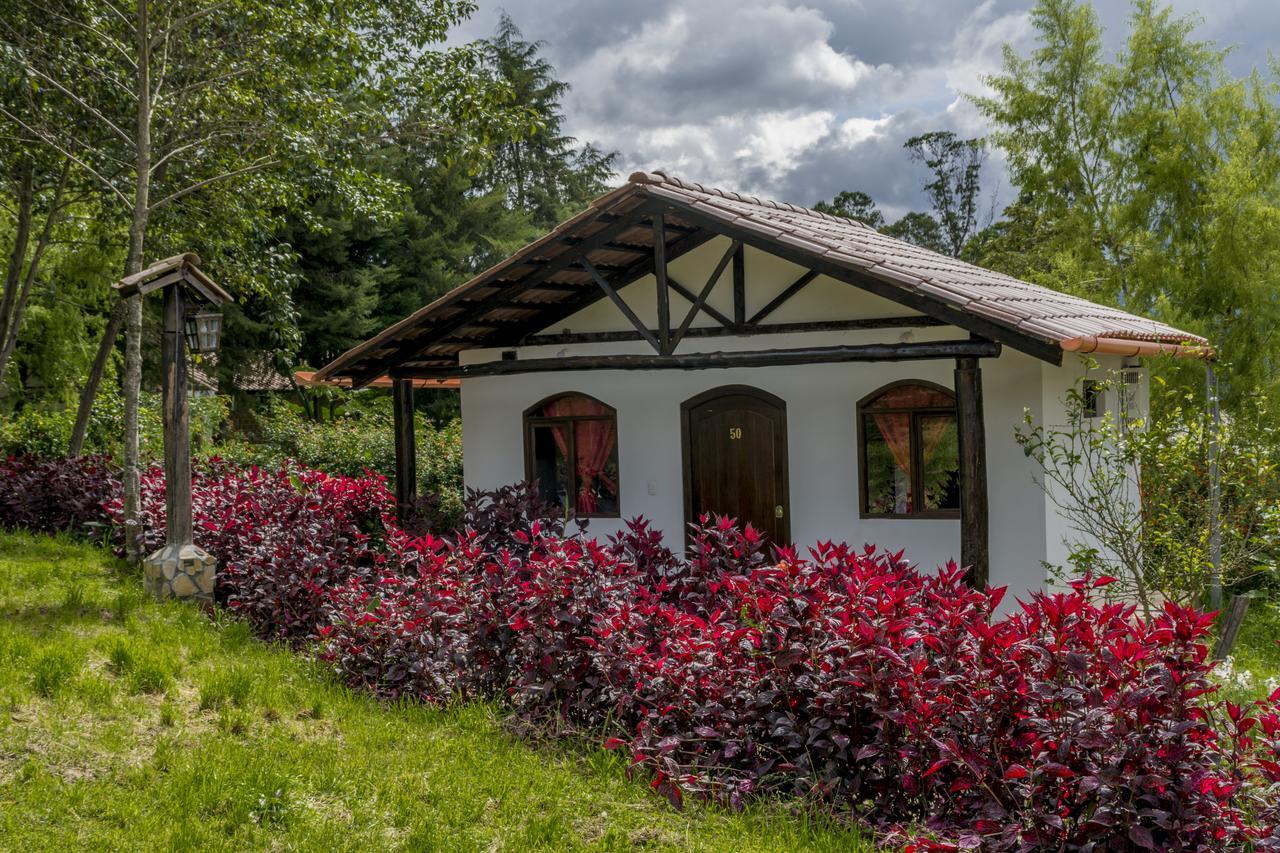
[452,1,1278,220]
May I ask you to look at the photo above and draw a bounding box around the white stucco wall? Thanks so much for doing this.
[457,235,1134,602]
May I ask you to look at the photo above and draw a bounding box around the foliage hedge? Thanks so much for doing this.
[3,455,1279,849]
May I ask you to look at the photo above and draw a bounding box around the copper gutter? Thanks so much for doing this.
[1060,336,1215,360]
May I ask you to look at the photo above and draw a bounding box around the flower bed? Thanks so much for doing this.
[3,455,1279,848]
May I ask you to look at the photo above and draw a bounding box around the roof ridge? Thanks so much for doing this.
[628,170,873,230]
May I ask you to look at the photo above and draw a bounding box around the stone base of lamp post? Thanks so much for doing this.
[142,542,216,603]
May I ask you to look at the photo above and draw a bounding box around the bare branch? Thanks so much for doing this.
[0,105,130,206]
[149,157,278,209]
[16,1,137,69]
[13,63,134,144]
[152,0,235,48]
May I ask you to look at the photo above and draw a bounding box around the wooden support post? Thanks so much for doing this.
[654,216,670,354]
[732,243,745,327]
[161,284,192,548]
[392,378,417,522]
[955,356,989,588]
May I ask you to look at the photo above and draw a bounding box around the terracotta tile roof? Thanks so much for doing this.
[630,171,1206,352]
[314,171,1210,384]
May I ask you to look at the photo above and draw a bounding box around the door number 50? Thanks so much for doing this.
[728,427,743,440]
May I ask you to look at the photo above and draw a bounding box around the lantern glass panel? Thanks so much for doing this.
[184,311,222,353]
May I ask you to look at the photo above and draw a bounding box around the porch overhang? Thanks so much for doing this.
[314,171,1210,388]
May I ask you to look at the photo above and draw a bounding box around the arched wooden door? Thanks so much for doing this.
[681,385,790,545]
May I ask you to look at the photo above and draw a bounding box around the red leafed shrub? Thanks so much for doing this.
[4,456,1279,846]
[319,510,1280,848]
[106,458,394,640]
[0,455,118,537]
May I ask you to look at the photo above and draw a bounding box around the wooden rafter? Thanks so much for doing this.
[749,269,819,325]
[649,201,1064,364]
[349,209,653,386]
[497,224,718,347]
[670,239,740,351]
[582,258,662,352]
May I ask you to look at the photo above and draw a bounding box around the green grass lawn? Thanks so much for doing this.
[0,531,870,852]
[1220,596,1280,702]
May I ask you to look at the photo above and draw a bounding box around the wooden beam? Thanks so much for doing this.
[582,259,662,353]
[955,356,989,588]
[670,239,739,351]
[494,224,718,347]
[652,201,1064,364]
[667,275,733,328]
[393,339,1001,379]
[160,283,192,547]
[748,269,819,325]
[350,209,654,387]
[732,243,745,327]
[392,378,417,522]
[654,216,671,354]
[523,315,945,347]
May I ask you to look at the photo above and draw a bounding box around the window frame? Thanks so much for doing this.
[856,379,960,520]
[522,392,621,519]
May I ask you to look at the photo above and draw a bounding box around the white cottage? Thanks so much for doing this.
[315,171,1211,600]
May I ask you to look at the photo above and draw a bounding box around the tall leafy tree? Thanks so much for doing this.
[971,0,1280,403]
[903,131,986,257]
[0,0,515,561]
[479,14,614,228]
[288,13,617,373]
[882,211,948,254]
[812,190,885,227]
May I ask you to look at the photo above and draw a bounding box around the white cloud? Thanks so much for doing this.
[451,0,1266,215]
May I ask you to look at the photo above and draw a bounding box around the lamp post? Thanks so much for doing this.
[113,253,229,603]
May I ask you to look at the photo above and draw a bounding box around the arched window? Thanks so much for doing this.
[524,393,620,518]
[858,381,960,518]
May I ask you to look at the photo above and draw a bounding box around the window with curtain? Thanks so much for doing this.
[858,382,960,518]
[524,393,620,518]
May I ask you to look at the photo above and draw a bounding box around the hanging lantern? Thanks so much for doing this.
[183,310,222,354]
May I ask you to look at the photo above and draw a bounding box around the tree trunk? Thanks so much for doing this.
[123,0,152,565]
[0,160,71,392]
[0,162,35,367]
[68,302,125,457]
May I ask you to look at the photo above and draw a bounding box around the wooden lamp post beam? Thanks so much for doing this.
[160,283,193,548]
[955,356,990,588]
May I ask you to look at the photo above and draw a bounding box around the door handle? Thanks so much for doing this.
[774,505,784,518]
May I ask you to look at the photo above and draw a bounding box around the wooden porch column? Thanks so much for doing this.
[392,378,417,521]
[954,357,989,588]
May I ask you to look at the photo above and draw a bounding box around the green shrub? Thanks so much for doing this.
[0,391,228,460]
[213,395,464,526]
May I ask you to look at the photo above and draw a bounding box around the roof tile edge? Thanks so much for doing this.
[628,170,874,230]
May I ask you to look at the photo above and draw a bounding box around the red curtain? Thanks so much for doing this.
[543,396,617,513]
[869,385,956,512]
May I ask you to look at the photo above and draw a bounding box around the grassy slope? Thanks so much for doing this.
[0,532,869,852]
[1227,597,1280,699]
